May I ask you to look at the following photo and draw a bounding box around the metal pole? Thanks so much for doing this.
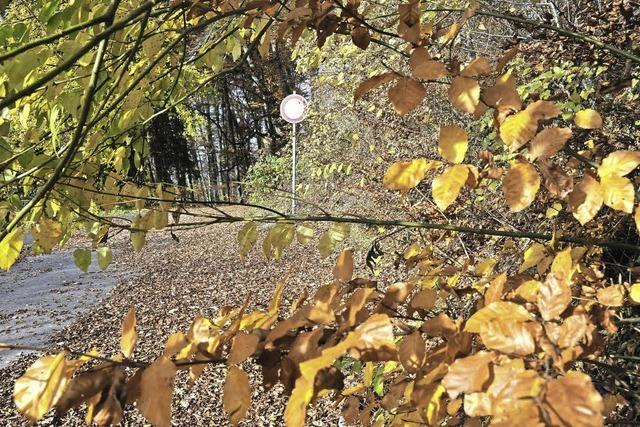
[291,121,296,214]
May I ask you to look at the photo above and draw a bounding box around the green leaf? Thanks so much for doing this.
[73,248,91,272]
[0,228,24,271]
[96,247,112,271]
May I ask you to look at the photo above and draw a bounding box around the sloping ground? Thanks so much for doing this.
[0,209,354,426]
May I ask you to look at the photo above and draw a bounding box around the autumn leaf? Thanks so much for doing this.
[432,164,469,211]
[135,356,176,427]
[528,127,572,160]
[31,218,63,253]
[354,73,397,100]
[503,159,540,212]
[238,221,258,260]
[460,57,491,77]
[228,332,260,365]
[495,47,519,72]
[409,48,448,80]
[537,273,572,321]
[383,158,435,192]
[438,126,468,163]
[483,71,521,111]
[543,371,604,427]
[596,285,625,307]
[224,366,251,425]
[399,331,425,373]
[334,249,354,282]
[568,174,603,225]
[464,301,532,333]
[388,77,426,115]
[598,150,640,179]
[448,76,480,114]
[14,352,70,421]
[351,26,370,50]
[499,110,537,151]
[120,307,138,359]
[574,109,603,129]
[630,283,640,303]
[284,314,395,427]
[479,319,535,356]
[442,351,494,399]
[0,228,24,271]
[518,243,547,272]
[96,247,113,271]
[73,248,91,272]
[600,175,634,213]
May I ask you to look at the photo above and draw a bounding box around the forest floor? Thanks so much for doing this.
[0,207,348,426]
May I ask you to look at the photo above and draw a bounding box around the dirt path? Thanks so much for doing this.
[0,211,347,426]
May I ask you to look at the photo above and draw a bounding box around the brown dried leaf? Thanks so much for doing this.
[528,127,573,160]
[354,73,397,101]
[224,366,251,425]
[228,332,260,365]
[448,76,480,114]
[136,356,176,427]
[596,285,625,307]
[544,371,604,427]
[399,331,426,373]
[465,301,532,333]
[503,159,540,212]
[442,351,494,399]
[388,77,426,115]
[479,319,535,356]
[537,273,572,321]
[120,307,137,359]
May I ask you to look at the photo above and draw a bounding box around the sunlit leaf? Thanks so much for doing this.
[354,73,397,100]
[399,331,425,373]
[438,126,468,163]
[479,319,535,356]
[135,356,176,427]
[120,307,138,359]
[333,249,354,282]
[238,221,258,260]
[597,150,640,178]
[0,228,24,271]
[442,351,494,399]
[383,158,435,192]
[537,273,572,321]
[448,76,480,114]
[14,352,69,421]
[465,301,532,333]
[574,109,603,129]
[96,247,112,271]
[600,175,634,213]
[503,159,540,212]
[596,285,625,307]
[543,371,603,427]
[568,174,603,225]
[432,164,469,211]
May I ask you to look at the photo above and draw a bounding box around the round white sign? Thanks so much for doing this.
[279,94,307,123]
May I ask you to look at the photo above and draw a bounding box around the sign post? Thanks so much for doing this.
[279,93,307,214]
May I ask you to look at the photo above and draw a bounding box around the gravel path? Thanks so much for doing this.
[0,211,345,426]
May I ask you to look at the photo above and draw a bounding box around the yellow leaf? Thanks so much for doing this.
[0,228,24,271]
[629,283,640,303]
[551,248,573,277]
[479,319,535,356]
[568,174,603,225]
[448,76,480,114]
[519,243,546,273]
[601,175,634,213]
[224,366,251,425]
[120,307,137,359]
[296,224,314,245]
[14,352,69,421]
[238,221,258,260]
[500,110,537,151]
[31,218,63,253]
[503,159,540,212]
[388,77,426,115]
[543,371,604,426]
[438,126,468,163]
[334,249,354,282]
[464,301,533,333]
[432,164,469,211]
[383,158,434,192]
[598,150,640,178]
[574,109,603,129]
